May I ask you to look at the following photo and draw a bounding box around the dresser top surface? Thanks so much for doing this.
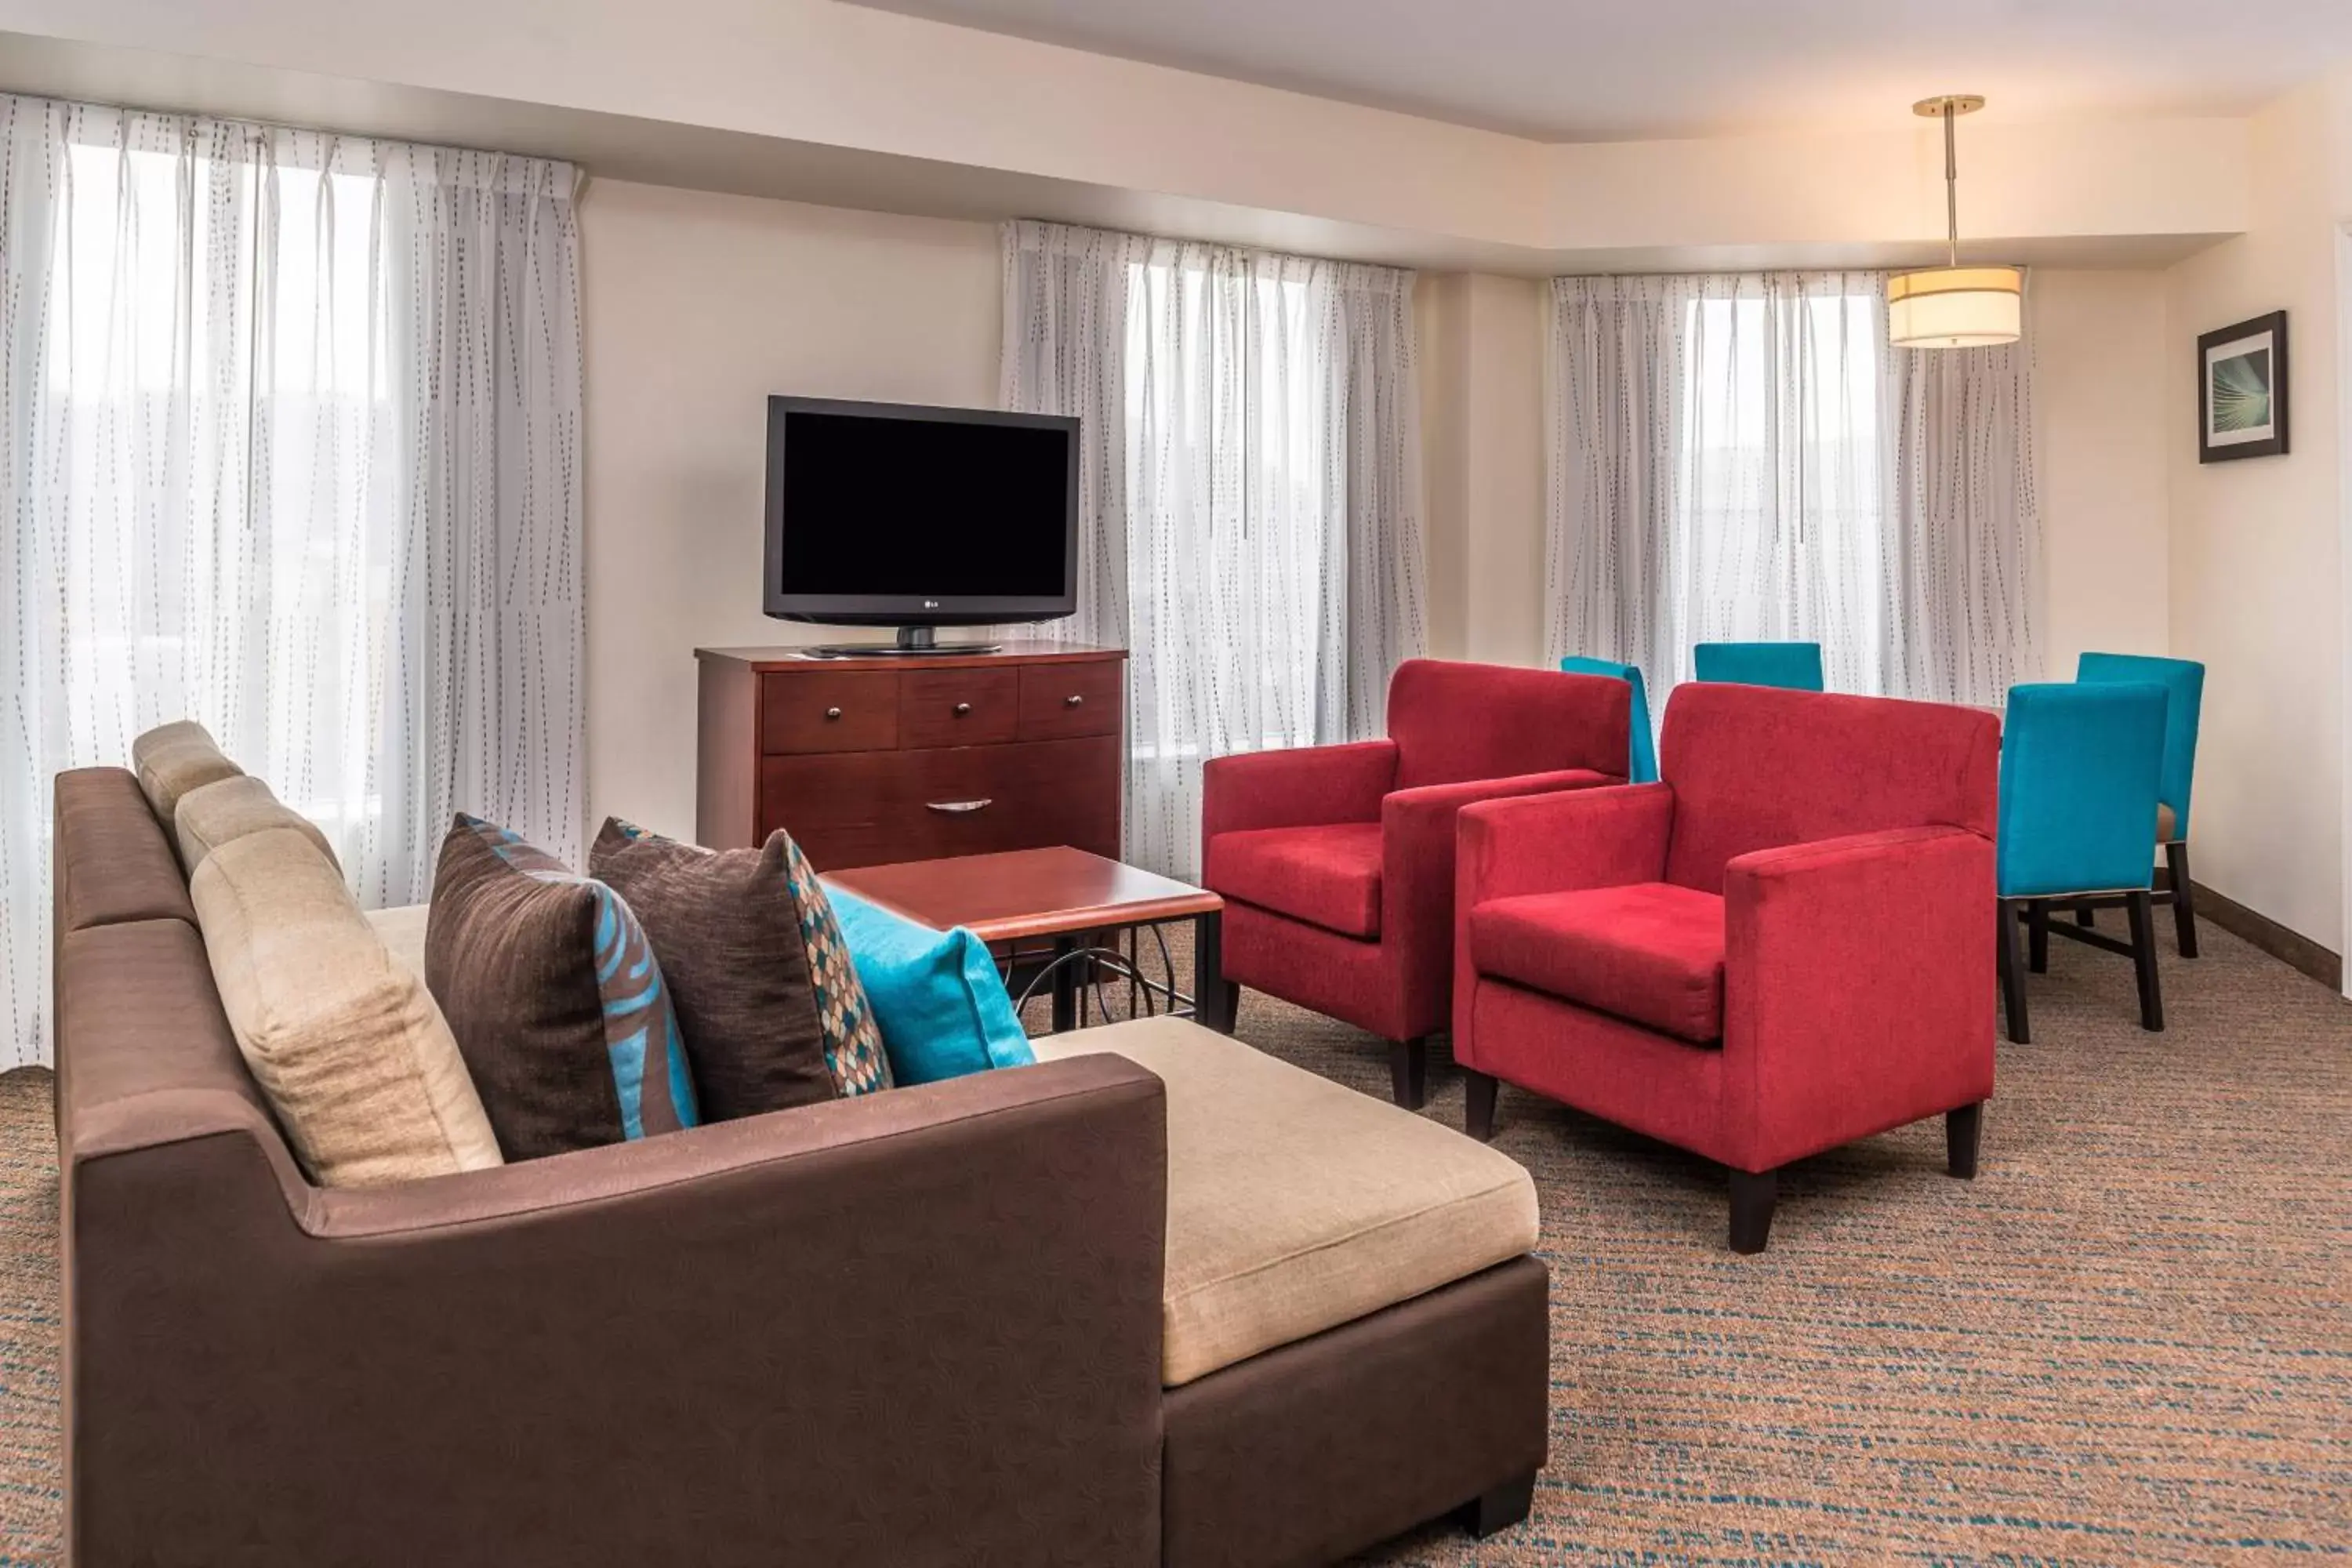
[698,641,1127,673]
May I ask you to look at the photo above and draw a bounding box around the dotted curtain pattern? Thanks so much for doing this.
[1543,270,2039,716]
[0,94,585,1067]
[1002,220,1428,880]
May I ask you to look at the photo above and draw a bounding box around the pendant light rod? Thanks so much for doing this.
[1943,100,1958,267]
[1914,94,1985,270]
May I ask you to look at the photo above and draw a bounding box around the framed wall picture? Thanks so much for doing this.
[2198,310,2289,462]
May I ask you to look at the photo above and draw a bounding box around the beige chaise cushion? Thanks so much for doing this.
[131,720,243,828]
[175,774,340,873]
[1033,1018,1538,1386]
[191,828,502,1187]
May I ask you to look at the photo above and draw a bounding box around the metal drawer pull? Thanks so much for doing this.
[925,798,993,813]
[953,702,972,715]
[1065,693,1085,707]
[824,706,843,720]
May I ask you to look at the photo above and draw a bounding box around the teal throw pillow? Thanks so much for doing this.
[826,887,1036,1084]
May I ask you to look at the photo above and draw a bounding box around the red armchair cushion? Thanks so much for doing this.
[1205,823,1385,939]
[1468,881,1726,1044]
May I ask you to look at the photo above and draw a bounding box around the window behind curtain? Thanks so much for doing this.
[1545,270,2036,713]
[1675,283,1886,694]
[1000,219,1426,880]
[1,96,585,1068]
[46,136,399,836]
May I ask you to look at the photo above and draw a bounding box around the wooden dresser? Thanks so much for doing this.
[695,642,1127,871]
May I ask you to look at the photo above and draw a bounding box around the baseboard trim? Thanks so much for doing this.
[2169,873,2343,991]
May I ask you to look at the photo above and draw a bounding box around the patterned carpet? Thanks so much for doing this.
[5,918,2349,1564]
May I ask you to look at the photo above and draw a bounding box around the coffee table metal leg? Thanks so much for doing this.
[1051,934,1080,1033]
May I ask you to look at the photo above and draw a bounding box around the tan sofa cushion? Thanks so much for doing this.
[365,902,432,982]
[175,774,339,873]
[191,829,502,1187]
[1033,1018,1538,1386]
[131,720,242,829]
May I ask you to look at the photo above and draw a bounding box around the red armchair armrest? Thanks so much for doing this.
[1200,739,1399,840]
[1454,782,1676,913]
[1385,768,1621,930]
[1723,825,1996,1171]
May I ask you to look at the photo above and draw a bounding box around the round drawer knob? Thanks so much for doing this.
[1065,694,1085,707]
[824,706,843,720]
[954,702,973,716]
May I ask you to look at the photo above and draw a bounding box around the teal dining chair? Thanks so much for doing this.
[1558,655,1657,782]
[1995,681,2169,1044]
[1692,641,1824,691]
[2076,652,2205,956]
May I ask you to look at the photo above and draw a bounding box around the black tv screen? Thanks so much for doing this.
[764,397,1080,629]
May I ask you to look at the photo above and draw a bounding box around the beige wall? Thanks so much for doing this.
[2162,78,2350,955]
[2033,270,2172,674]
[579,180,1000,840]
[1421,273,1547,667]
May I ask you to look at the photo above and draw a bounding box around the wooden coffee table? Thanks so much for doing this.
[823,846,1229,1034]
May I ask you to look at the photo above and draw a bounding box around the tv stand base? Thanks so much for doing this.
[800,626,1004,659]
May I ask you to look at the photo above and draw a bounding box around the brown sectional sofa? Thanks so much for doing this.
[53,764,1552,1566]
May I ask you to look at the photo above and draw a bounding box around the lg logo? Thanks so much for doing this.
[924,599,940,609]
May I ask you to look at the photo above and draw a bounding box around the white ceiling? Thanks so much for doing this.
[848,0,2352,140]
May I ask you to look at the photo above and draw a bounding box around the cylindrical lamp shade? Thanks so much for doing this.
[1886,265,2024,348]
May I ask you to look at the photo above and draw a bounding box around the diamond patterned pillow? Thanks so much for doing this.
[781,834,893,1096]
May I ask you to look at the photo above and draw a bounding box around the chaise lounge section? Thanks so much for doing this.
[53,764,1549,1568]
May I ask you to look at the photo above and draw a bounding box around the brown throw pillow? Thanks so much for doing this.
[589,818,837,1119]
[426,815,699,1160]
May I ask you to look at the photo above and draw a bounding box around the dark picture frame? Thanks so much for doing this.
[2197,310,2288,463]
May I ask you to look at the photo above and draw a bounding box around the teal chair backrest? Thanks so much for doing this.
[2076,652,2203,840]
[1996,682,2168,898]
[1558,656,1657,782]
[1692,641,1825,691]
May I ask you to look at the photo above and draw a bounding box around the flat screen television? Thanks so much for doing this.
[764,396,1080,653]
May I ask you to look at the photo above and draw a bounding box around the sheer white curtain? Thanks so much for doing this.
[0,96,586,1066]
[1544,270,2038,708]
[1003,220,1426,878]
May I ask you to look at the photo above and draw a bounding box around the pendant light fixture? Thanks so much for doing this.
[1887,94,2023,349]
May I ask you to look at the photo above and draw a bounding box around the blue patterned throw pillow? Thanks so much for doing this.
[425,814,700,1158]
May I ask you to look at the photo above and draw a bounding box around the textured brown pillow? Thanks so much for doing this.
[589,818,837,1120]
[426,815,699,1160]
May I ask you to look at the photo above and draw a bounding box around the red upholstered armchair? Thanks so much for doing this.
[1202,659,1632,1108]
[1454,684,2000,1253]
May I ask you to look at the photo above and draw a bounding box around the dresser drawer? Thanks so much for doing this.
[899,667,1021,750]
[761,670,899,754]
[760,737,1121,870]
[1018,660,1123,740]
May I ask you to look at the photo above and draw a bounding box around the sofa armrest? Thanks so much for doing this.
[1200,739,1398,842]
[68,1057,1168,1568]
[1454,782,1675,912]
[1722,825,1995,1171]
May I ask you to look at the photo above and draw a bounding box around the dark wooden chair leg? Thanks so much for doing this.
[2027,898,2050,973]
[1946,1102,1983,1179]
[1728,1167,1778,1254]
[1389,1036,1428,1110]
[1464,1069,1499,1142]
[1996,898,2030,1044]
[2165,840,2200,958]
[2126,889,2165,1032]
[1457,1472,1536,1539]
